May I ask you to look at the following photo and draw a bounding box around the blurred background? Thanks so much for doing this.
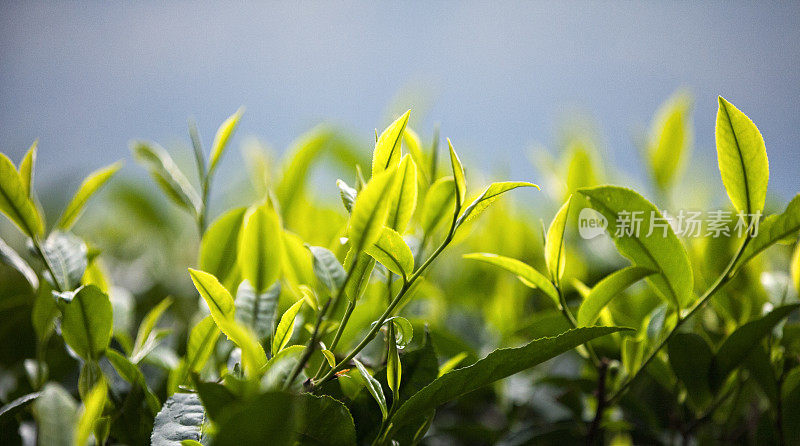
[1,1,799,205]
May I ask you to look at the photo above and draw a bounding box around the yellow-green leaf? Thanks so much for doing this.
[544,196,572,284]
[220,318,268,376]
[19,140,37,197]
[321,349,336,368]
[463,253,560,306]
[0,152,44,237]
[199,207,247,291]
[188,268,235,326]
[448,139,466,207]
[736,194,800,270]
[403,127,429,185]
[419,177,456,234]
[648,91,693,190]
[272,299,304,355]
[458,181,539,226]
[372,110,410,177]
[238,201,284,293]
[61,285,113,361]
[132,296,172,359]
[57,162,122,230]
[792,242,800,295]
[386,323,402,398]
[576,266,656,326]
[365,227,414,280]
[74,378,107,446]
[716,97,769,216]
[386,154,418,233]
[343,249,375,302]
[131,141,202,214]
[209,108,244,175]
[348,168,397,254]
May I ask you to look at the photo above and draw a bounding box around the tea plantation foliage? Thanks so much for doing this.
[1,95,799,445]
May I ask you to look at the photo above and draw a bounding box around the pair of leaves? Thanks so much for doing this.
[0,151,43,237]
[132,142,202,215]
[579,186,694,309]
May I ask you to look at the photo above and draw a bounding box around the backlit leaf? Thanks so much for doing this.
[448,139,466,207]
[199,207,247,290]
[736,194,800,270]
[648,91,693,190]
[57,161,122,230]
[419,177,456,234]
[209,108,244,175]
[365,227,414,280]
[463,252,559,306]
[238,201,284,293]
[348,168,397,254]
[458,181,539,226]
[272,299,304,355]
[0,152,44,237]
[344,249,376,302]
[577,266,655,326]
[544,196,571,284]
[74,377,107,446]
[386,154,418,233]
[354,358,388,420]
[18,140,37,197]
[716,97,769,216]
[188,268,235,327]
[372,110,410,177]
[131,141,202,215]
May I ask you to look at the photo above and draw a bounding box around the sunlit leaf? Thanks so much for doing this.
[132,296,172,361]
[0,236,38,290]
[57,161,122,230]
[344,249,375,302]
[458,181,539,226]
[272,299,304,355]
[387,323,403,399]
[577,266,655,326]
[131,141,202,215]
[238,201,284,293]
[209,108,244,175]
[438,352,468,377]
[0,152,44,237]
[386,154,418,233]
[199,207,247,291]
[736,194,800,270]
[354,358,388,420]
[61,285,113,360]
[18,140,37,197]
[74,377,107,446]
[648,91,692,190]
[579,186,694,309]
[716,97,769,216]
[419,176,456,234]
[544,195,571,284]
[336,179,357,213]
[348,168,397,254]
[372,110,410,177]
[463,252,560,306]
[448,139,466,207]
[365,227,414,280]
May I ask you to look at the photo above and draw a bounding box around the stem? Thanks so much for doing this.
[586,358,609,445]
[32,236,63,293]
[608,237,751,404]
[557,286,601,367]
[311,298,356,382]
[284,298,332,389]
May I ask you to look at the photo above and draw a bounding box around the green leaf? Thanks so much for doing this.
[419,177,456,234]
[793,242,800,294]
[235,280,280,341]
[372,110,410,177]
[365,227,414,280]
[131,141,202,215]
[57,161,122,230]
[577,266,656,326]
[448,139,466,208]
[343,249,376,302]
[188,119,206,184]
[544,196,572,284]
[710,304,799,390]
[403,127,430,185]
[181,441,203,446]
[18,140,37,197]
[307,245,346,293]
[173,315,220,390]
[579,186,694,309]
[213,391,296,446]
[0,391,41,419]
[262,345,305,389]
[223,319,269,376]
[40,231,88,292]
[390,316,414,348]
[648,91,693,190]
[150,393,205,446]
[348,168,397,254]
[61,285,113,360]
[106,349,160,414]
[194,378,237,422]
[716,96,769,216]
[336,179,357,213]
[272,299,305,355]
[238,201,284,293]
[188,268,235,328]
[0,236,38,290]
[386,154,418,233]
[0,152,44,237]
[199,207,247,291]
[321,348,336,367]
[736,194,800,269]
[387,324,402,399]
[388,327,629,432]
[667,333,713,408]
[34,383,77,446]
[132,296,173,361]
[463,252,560,307]
[74,377,107,446]
[209,108,244,175]
[295,393,357,446]
[458,181,539,227]
[354,358,388,420]
[438,352,468,377]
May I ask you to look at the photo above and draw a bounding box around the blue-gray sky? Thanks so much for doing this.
[1,1,798,200]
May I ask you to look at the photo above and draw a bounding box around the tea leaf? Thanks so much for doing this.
[344,249,376,302]
[419,177,456,233]
[235,280,280,341]
[209,108,243,175]
[458,181,539,226]
[792,242,800,294]
[336,179,357,213]
[0,237,38,290]
[0,152,44,237]
[40,231,88,292]
[180,315,219,382]
[577,266,655,326]
[74,377,106,446]
[131,141,202,215]
[151,393,204,446]
[212,391,297,446]
[648,91,692,190]
[34,383,77,446]
[716,97,769,216]
[387,323,403,399]
[199,207,247,291]
[294,393,357,446]
[403,127,429,185]
[348,168,397,254]
[372,110,410,177]
[667,333,713,408]
[354,358,388,420]
[307,245,346,293]
[106,349,160,414]
[61,285,113,360]
[579,186,693,309]
[365,227,414,280]
[438,352,468,377]
[272,299,304,355]
[386,154,418,233]
[389,327,630,431]
[188,268,235,326]
[544,196,572,284]
[57,161,122,230]
[222,318,268,375]
[463,253,560,306]
[238,201,283,294]
[132,296,172,360]
[709,304,799,390]
[448,139,466,207]
[736,194,800,269]
[18,140,37,197]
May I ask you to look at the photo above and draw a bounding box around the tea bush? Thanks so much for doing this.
[0,94,799,445]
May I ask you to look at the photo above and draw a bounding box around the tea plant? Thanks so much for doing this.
[0,95,798,445]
